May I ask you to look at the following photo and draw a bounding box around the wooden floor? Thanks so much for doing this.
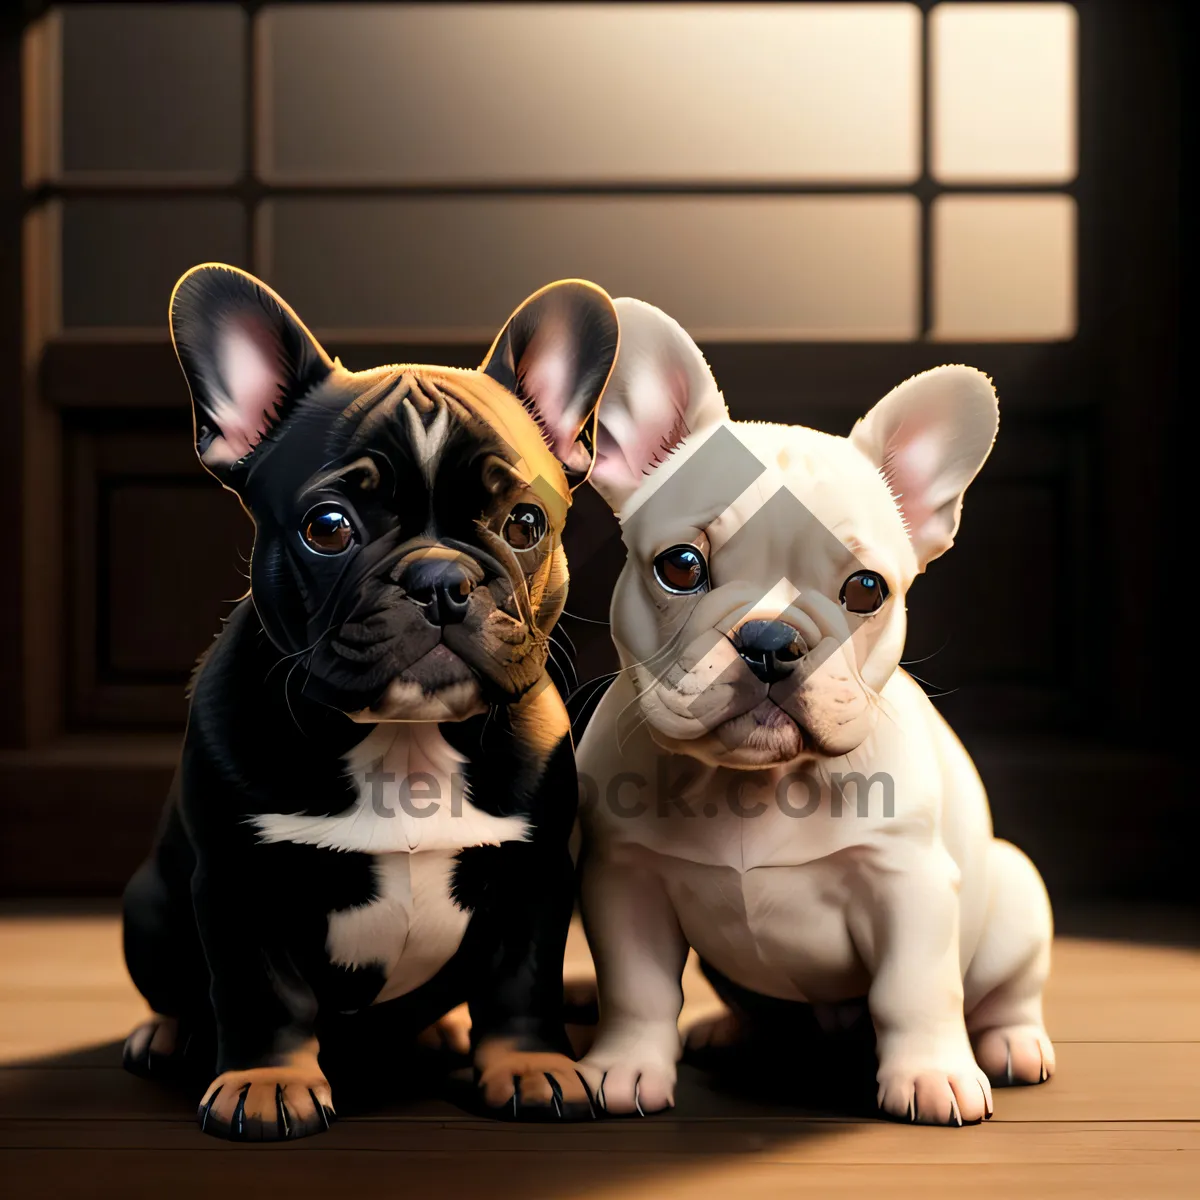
[0,909,1197,1199]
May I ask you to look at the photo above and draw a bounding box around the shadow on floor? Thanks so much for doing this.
[0,1029,877,1199]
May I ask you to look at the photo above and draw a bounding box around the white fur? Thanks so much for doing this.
[253,724,528,854]
[326,850,471,1004]
[402,395,453,486]
[576,301,1052,1124]
[252,724,528,1003]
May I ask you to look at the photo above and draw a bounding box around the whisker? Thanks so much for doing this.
[561,609,610,628]
[901,637,952,668]
[283,657,307,737]
[903,667,956,697]
[553,624,578,657]
[263,622,336,685]
[616,709,652,755]
[546,639,577,693]
[566,670,620,706]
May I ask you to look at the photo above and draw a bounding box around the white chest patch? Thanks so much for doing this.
[251,724,529,1002]
[252,723,529,854]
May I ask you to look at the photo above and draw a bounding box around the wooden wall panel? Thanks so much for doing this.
[65,426,251,729]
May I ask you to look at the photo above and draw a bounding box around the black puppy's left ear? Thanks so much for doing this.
[480,279,619,487]
[170,263,334,482]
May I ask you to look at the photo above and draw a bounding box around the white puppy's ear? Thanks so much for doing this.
[589,298,727,513]
[850,364,998,571]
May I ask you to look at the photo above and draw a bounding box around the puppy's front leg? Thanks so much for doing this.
[191,860,333,1141]
[576,853,688,1115]
[467,843,596,1121]
[848,842,992,1126]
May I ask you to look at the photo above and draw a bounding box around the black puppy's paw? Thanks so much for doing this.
[198,1067,335,1141]
[417,1004,473,1061]
[123,1017,185,1079]
[475,1042,595,1122]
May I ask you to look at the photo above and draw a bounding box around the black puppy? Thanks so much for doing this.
[122,264,618,1140]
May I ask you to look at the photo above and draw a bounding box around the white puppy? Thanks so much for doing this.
[574,299,1054,1126]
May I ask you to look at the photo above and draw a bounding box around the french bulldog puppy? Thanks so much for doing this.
[122,264,618,1139]
[574,299,1054,1126]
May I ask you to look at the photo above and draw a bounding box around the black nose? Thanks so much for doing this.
[733,620,806,685]
[401,558,475,626]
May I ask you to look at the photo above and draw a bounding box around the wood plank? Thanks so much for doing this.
[1,1116,1197,1163]
[2,915,1197,1061]
[0,1150,1195,1200]
[1043,938,1200,1042]
[2,1044,1198,1123]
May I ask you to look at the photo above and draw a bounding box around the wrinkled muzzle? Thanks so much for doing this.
[628,586,878,767]
[298,536,549,718]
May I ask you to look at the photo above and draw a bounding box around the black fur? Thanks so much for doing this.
[123,265,617,1138]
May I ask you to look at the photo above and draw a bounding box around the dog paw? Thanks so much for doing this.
[877,1058,993,1126]
[417,1004,473,1058]
[198,1065,335,1141]
[973,1024,1055,1087]
[576,1054,676,1116]
[474,1041,595,1121]
[123,1016,183,1078]
[684,1009,750,1057]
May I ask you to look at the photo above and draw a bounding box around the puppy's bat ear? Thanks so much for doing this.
[170,263,334,484]
[850,364,999,571]
[587,298,728,515]
[480,279,619,489]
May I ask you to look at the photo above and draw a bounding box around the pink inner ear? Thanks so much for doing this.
[204,316,285,465]
[883,426,943,536]
[591,358,691,497]
[517,316,577,459]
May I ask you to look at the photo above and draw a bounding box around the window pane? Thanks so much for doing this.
[58,3,244,179]
[932,195,1075,341]
[261,196,918,341]
[931,3,1077,184]
[261,3,920,184]
[61,199,246,329]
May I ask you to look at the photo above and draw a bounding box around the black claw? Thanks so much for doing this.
[598,1070,608,1112]
[575,1071,598,1119]
[231,1084,250,1140]
[275,1084,291,1139]
[199,1084,222,1133]
[545,1073,563,1119]
[309,1089,331,1132]
[511,1075,522,1118]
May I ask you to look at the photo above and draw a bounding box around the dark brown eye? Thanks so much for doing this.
[840,570,889,614]
[302,506,355,555]
[653,545,709,595]
[502,503,547,551]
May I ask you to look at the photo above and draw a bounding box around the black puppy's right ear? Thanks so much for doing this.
[170,263,333,482]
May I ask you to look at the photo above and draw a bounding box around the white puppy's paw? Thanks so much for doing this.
[972,1024,1055,1086]
[576,1053,677,1116]
[877,1056,993,1126]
